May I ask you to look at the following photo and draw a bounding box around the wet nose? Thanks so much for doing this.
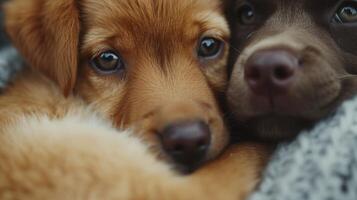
[244,49,299,96]
[160,120,211,171]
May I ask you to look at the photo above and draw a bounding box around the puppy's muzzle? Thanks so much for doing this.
[160,120,211,172]
[142,100,220,173]
[244,49,299,97]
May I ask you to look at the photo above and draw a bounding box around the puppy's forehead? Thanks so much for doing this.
[81,0,228,44]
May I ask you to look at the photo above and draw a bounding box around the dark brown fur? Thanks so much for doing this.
[226,0,357,140]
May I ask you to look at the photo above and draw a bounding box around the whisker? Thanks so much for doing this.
[337,74,357,80]
[224,41,242,55]
[224,41,248,57]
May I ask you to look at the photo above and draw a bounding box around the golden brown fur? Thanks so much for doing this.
[0,70,269,199]
[5,0,230,165]
[0,0,270,199]
[0,73,270,199]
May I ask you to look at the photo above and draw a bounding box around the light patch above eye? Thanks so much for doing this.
[196,11,230,39]
[332,1,357,23]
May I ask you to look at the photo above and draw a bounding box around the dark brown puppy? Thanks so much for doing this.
[226,0,357,140]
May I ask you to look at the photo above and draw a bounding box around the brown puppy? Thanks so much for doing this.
[0,101,268,199]
[226,0,357,140]
[4,0,230,172]
[0,0,269,199]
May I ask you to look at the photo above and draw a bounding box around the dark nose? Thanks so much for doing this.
[160,120,211,171]
[244,49,299,96]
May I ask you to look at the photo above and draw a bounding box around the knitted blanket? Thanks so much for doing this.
[249,97,357,200]
[0,7,22,89]
[0,46,22,88]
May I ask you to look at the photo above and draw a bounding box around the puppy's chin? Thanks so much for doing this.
[228,80,354,141]
[152,145,208,175]
[131,127,221,175]
[239,115,314,141]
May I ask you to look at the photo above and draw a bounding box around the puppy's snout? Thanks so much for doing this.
[244,49,299,96]
[160,120,211,171]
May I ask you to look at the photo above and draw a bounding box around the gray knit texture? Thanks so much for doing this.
[0,46,22,89]
[250,96,357,200]
[0,3,22,89]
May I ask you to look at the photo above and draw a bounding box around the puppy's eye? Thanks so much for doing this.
[238,4,255,25]
[333,1,357,23]
[91,51,124,73]
[198,37,223,59]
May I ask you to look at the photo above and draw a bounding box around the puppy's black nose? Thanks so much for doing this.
[244,49,299,96]
[161,120,211,171]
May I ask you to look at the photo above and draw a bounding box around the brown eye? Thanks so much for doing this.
[198,37,223,59]
[91,51,124,73]
[238,4,256,25]
[333,2,357,23]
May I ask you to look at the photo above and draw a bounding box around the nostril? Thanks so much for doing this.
[198,145,208,155]
[198,139,206,147]
[172,144,184,153]
[274,65,293,80]
[197,139,208,150]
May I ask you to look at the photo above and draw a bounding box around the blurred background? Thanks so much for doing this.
[0,0,22,88]
[0,0,9,46]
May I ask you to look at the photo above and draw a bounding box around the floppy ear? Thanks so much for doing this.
[4,0,80,96]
